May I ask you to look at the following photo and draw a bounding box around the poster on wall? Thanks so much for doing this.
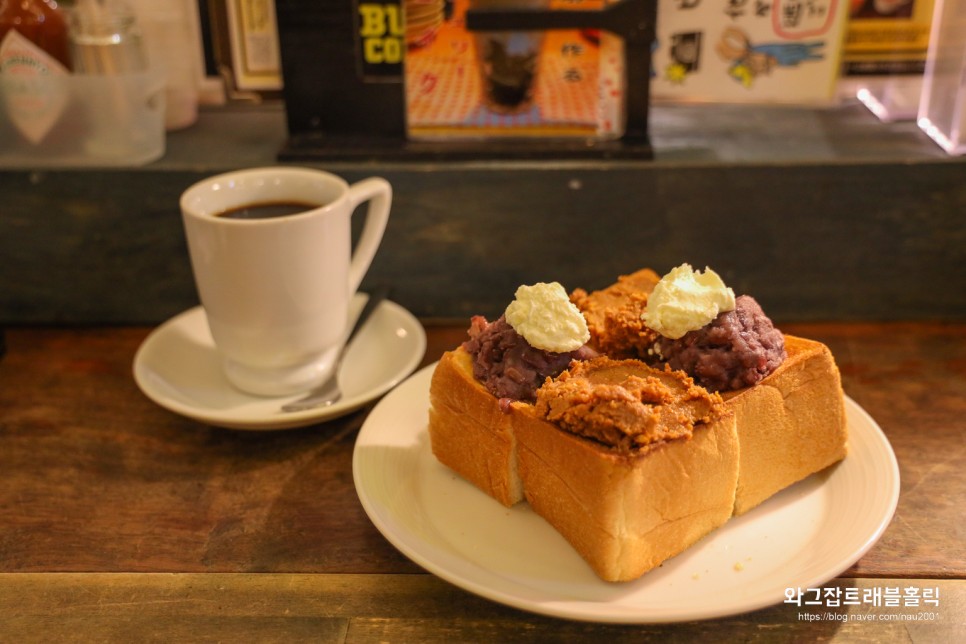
[650,0,850,103]
[842,0,935,77]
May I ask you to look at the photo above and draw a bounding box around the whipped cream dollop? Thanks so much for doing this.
[505,282,590,353]
[643,264,736,339]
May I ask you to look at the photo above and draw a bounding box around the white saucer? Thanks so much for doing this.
[133,294,427,430]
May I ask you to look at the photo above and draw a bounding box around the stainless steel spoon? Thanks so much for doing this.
[280,286,389,413]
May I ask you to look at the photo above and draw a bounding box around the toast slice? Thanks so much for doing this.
[427,269,849,581]
[428,348,526,507]
[576,271,849,516]
[514,402,738,582]
[428,346,740,581]
[724,335,848,515]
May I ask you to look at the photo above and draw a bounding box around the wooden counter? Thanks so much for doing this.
[1,322,964,641]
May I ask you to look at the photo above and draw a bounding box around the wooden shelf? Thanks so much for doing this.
[1,100,962,325]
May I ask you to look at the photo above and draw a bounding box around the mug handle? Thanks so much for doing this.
[345,177,392,294]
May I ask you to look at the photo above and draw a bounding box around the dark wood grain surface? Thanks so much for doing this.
[1,322,963,641]
[3,103,964,327]
[1,574,961,641]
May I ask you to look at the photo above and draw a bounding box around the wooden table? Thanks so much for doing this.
[1,322,963,641]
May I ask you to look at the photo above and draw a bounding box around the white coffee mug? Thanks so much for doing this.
[180,167,391,396]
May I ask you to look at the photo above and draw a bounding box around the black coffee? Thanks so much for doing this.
[216,201,317,220]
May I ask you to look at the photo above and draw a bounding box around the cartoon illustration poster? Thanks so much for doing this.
[651,0,850,103]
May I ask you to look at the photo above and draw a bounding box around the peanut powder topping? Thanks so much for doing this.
[570,269,661,359]
[534,357,723,453]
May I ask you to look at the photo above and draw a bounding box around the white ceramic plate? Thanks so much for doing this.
[133,295,426,430]
[353,364,900,623]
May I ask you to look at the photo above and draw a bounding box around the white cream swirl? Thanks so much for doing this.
[505,282,590,352]
[643,264,736,339]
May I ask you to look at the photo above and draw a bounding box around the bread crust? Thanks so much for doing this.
[515,404,738,582]
[724,335,848,515]
[428,349,525,507]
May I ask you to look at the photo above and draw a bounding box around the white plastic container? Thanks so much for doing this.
[0,70,166,167]
[132,0,204,130]
[917,0,966,154]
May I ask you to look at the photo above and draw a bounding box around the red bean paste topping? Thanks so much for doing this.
[649,295,786,392]
[463,315,596,404]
